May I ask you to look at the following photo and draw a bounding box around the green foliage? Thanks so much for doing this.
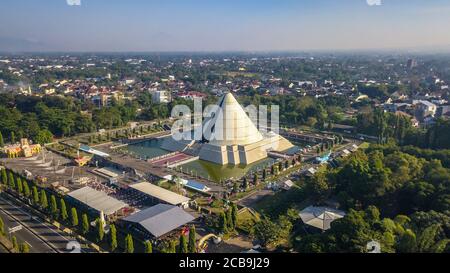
[11,236,19,252]
[0,216,4,236]
[70,208,79,227]
[96,218,105,242]
[178,235,188,253]
[0,131,4,147]
[305,167,330,203]
[81,214,89,235]
[416,224,441,252]
[226,208,234,231]
[144,240,153,253]
[253,174,259,185]
[8,172,15,190]
[124,234,134,253]
[60,199,68,221]
[303,206,389,253]
[396,229,417,253]
[23,181,31,199]
[252,216,286,248]
[1,168,7,185]
[40,190,48,209]
[242,177,249,190]
[169,240,177,253]
[20,243,30,253]
[219,212,228,234]
[34,129,53,144]
[16,177,23,195]
[10,131,15,144]
[50,195,58,218]
[231,203,238,230]
[109,224,117,252]
[32,186,39,205]
[188,225,197,253]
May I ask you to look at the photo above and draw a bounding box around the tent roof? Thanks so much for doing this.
[68,186,128,215]
[299,206,346,231]
[130,182,190,206]
[123,204,195,238]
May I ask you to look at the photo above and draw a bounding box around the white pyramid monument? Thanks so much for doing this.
[198,93,293,165]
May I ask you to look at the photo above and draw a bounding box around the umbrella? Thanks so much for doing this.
[299,206,346,231]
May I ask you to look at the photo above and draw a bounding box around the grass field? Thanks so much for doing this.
[237,208,261,234]
[253,187,309,219]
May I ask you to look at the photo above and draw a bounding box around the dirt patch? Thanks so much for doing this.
[207,235,254,253]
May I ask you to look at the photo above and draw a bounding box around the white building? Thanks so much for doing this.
[151,90,171,103]
[162,93,293,165]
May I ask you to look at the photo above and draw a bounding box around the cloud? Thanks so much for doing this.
[66,0,81,6]
[366,0,382,6]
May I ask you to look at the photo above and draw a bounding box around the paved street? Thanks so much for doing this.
[0,199,56,253]
[0,194,87,253]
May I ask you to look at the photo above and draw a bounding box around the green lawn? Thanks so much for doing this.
[253,187,309,219]
[359,142,370,149]
[236,208,261,234]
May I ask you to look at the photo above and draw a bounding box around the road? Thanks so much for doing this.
[0,198,56,253]
[0,194,87,253]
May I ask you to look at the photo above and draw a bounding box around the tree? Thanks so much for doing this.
[252,217,282,248]
[109,224,117,252]
[0,217,4,235]
[71,208,79,227]
[32,186,39,205]
[34,129,53,145]
[253,174,259,185]
[8,172,15,190]
[60,199,68,221]
[226,208,234,231]
[231,203,238,230]
[40,190,48,210]
[16,176,23,195]
[219,212,228,234]
[169,240,177,253]
[178,234,188,253]
[144,240,153,253]
[10,131,15,144]
[50,195,58,218]
[1,168,7,185]
[306,169,330,203]
[124,234,134,253]
[82,214,89,235]
[23,181,31,199]
[188,225,196,253]
[20,243,30,253]
[396,229,417,253]
[96,218,105,242]
[0,131,4,147]
[242,177,249,190]
[417,224,443,252]
[11,236,19,252]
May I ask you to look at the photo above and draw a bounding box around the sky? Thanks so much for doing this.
[0,0,450,52]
